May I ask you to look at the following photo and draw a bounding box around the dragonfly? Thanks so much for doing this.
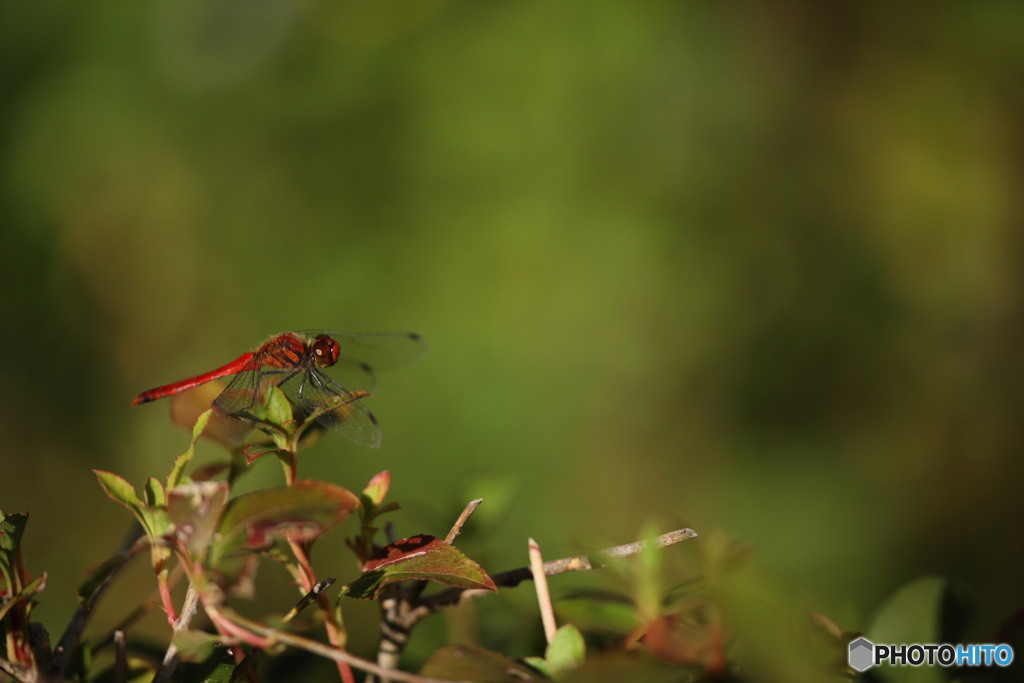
[132,331,426,447]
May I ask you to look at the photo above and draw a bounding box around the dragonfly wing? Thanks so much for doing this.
[299,331,427,392]
[320,396,382,449]
[277,367,383,448]
[212,361,263,422]
[328,331,427,367]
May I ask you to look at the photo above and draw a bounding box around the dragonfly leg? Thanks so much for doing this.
[296,371,317,413]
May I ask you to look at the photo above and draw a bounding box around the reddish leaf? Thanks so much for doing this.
[189,462,232,482]
[632,611,723,670]
[240,443,287,466]
[211,481,358,565]
[346,534,497,599]
[167,482,230,557]
[362,470,390,506]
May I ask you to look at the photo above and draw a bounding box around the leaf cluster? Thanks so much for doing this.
[4,380,992,683]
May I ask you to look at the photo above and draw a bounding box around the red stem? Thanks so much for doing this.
[158,572,178,626]
[287,537,354,683]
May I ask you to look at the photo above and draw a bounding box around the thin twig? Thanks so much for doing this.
[222,609,470,683]
[284,578,336,622]
[113,631,127,683]
[444,499,483,545]
[528,538,558,643]
[152,586,201,683]
[0,655,29,681]
[601,528,699,558]
[269,580,345,683]
[92,563,186,655]
[55,524,147,672]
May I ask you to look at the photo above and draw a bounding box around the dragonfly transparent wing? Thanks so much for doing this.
[211,357,265,424]
[298,331,427,392]
[276,366,383,448]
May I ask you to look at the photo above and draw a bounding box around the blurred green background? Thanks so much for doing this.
[2,0,1023,672]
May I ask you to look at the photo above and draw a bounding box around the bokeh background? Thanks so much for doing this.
[3,0,1023,674]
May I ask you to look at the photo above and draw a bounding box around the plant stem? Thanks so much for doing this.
[528,538,558,643]
[287,537,354,683]
[222,609,469,683]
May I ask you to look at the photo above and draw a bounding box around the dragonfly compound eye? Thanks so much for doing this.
[312,335,341,368]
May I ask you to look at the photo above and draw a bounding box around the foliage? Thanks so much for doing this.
[5,373,1015,683]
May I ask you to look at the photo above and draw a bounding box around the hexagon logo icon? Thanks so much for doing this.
[848,637,874,672]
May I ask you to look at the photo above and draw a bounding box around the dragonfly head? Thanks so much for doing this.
[311,334,341,368]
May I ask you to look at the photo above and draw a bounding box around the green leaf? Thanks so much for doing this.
[95,472,172,542]
[20,573,47,599]
[0,512,29,589]
[345,534,497,600]
[0,511,28,553]
[210,481,358,567]
[167,454,194,490]
[263,383,293,427]
[522,656,553,678]
[181,657,235,683]
[143,477,167,507]
[545,624,586,675]
[94,471,144,519]
[867,576,972,683]
[140,507,174,539]
[167,409,214,489]
[374,501,401,516]
[0,573,46,621]
[421,644,538,682]
[555,593,639,636]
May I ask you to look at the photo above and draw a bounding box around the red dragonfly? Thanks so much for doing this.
[132,331,425,447]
